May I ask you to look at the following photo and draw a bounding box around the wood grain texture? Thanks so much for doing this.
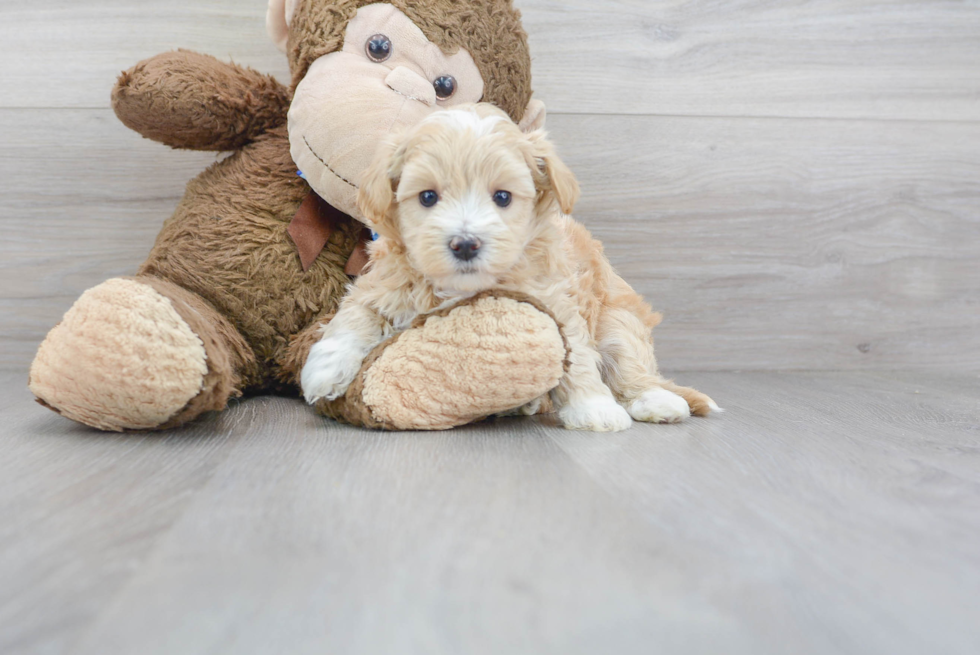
[2,108,977,371]
[521,0,980,120]
[2,1,979,120]
[0,1,291,110]
[547,114,980,372]
[1,371,978,654]
[0,372,245,655]
[550,371,980,655]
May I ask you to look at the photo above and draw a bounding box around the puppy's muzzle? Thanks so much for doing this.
[449,236,482,262]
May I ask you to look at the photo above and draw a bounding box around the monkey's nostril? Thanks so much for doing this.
[449,236,481,262]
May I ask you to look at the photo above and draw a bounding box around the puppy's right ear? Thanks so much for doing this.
[357,135,405,239]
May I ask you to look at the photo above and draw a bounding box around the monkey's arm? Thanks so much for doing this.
[112,50,290,151]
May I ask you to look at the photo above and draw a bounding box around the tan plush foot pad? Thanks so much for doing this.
[321,291,569,431]
[29,278,208,431]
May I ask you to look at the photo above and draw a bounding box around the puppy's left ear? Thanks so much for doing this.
[357,136,405,239]
[526,130,580,215]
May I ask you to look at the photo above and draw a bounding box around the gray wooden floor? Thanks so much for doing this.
[1,370,978,654]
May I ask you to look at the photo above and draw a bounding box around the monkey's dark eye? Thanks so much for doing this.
[434,76,457,100]
[419,190,439,207]
[366,34,392,62]
[493,191,512,208]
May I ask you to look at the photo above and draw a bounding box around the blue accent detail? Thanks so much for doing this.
[297,170,307,180]
[371,231,379,241]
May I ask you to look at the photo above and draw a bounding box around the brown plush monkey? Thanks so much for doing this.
[27,0,567,431]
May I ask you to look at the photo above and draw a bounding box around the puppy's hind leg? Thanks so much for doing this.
[597,306,720,423]
[551,311,632,432]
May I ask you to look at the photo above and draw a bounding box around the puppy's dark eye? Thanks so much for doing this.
[366,35,392,62]
[493,190,512,208]
[419,190,439,207]
[434,75,457,100]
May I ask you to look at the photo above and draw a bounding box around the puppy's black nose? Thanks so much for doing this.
[449,236,482,262]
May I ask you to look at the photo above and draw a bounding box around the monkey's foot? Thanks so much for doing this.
[29,277,250,431]
[319,291,568,430]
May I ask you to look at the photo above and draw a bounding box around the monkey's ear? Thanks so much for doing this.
[357,137,405,238]
[526,131,580,215]
[518,99,547,133]
[267,0,300,53]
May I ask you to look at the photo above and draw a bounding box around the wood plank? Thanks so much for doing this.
[0,109,220,206]
[548,370,980,655]
[544,113,980,372]
[0,0,290,110]
[0,373,246,655]
[1,372,978,653]
[3,108,977,372]
[523,0,980,120]
[23,394,756,655]
[1,0,978,121]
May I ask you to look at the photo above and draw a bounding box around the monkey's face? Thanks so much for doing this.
[287,4,485,220]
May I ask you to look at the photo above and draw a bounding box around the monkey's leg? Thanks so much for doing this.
[29,276,256,431]
[288,292,569,431]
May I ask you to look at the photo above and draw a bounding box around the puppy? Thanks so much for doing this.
[302,104,719,431]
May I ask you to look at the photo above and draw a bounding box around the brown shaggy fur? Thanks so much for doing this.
[136,124,364,390]
[113,50,291,151]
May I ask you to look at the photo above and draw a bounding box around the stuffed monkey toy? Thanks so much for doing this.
[28,0,568,431]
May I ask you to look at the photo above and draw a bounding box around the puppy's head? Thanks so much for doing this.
[357,103,579,293]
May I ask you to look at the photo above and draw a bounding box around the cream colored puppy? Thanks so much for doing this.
[302,104,719,431]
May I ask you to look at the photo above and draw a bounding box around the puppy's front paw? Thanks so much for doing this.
[627,387,691,424]
[559,395,633,432]
[300,335,367,404]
